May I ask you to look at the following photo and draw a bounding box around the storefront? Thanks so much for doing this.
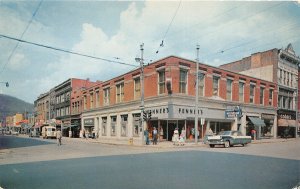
[277,109,297,138]
[83,118,94,137]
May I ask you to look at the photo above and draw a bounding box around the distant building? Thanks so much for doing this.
[220,44,300,138]
[81,56,278,144]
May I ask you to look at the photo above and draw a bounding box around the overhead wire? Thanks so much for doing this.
[0,34,138,68]
[0,0,43,75]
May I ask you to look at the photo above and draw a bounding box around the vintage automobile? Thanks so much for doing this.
[207,130,251,148]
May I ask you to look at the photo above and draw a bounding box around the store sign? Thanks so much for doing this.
[278,109,296,120]
[261,114,275,120]
[84,118,94,126]
[225,106,242,119]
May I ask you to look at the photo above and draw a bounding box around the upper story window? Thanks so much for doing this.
[158,70,165,94]
[260,87,264,105]
[116,83,124,103]
[90,93,94,109]
[198,73,205,97]
[83,95,87,110]
[134,77,141,100]
[226,79,233,101]
[269,89,273,106]
[104,88,110,106]
[239,82,245,102]
[179,69,188,94]
[213,75,220,96]
[250,84,255,104]
[95,91,100,108]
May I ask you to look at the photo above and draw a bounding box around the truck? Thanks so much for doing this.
[42,126,57,139]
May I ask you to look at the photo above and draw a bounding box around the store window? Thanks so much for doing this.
[90,93,94,109]
[250,84,255,104]
[158,70,165,94]
[260,87,264,105]
[121,115,128,137]
[103,88,110,106]
[134,77,141,100]
[226,79,233,101]
[102,117,107,136]
[111,116,117,136]
[116,83,124,103]
[213,76,220,96]
[179,69,188,94]
[133,114,141,137]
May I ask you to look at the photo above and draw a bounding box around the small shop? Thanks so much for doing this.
[277,109,297,138]
[246,116,266,139]
[83,118,95,137]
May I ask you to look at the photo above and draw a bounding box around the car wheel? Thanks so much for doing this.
[224,141,230,148]
[209,144,215,148]
[242,143,247,147]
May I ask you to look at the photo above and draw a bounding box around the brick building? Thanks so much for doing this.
[81,56,278,144]
[220,44,300,138]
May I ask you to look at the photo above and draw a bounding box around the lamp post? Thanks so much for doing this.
[195,45,200,144]
[135,43,144,145]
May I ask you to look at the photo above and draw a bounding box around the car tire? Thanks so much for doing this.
[224,141,230,148]
[209,144,215,148]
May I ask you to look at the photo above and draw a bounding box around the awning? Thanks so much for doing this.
[278,119,288,127]
[248,117,266,127]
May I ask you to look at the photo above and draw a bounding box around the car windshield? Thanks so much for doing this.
[218,131,231,136]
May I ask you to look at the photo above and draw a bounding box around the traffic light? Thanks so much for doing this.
[143,111,147,121]
[148,111,151,120]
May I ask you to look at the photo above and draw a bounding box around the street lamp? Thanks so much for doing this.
[195,45,200,144]
[136,43,145,145]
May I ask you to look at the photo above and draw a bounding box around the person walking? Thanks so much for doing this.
[56,129,62,146]
[144,128,150,145]
[173,128,179,146]
[152,127,158,145]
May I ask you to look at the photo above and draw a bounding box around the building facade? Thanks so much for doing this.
[81,56,278,144]
[220,44,300,138]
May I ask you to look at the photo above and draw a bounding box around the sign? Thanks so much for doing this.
[84,118,94,126]
[225,106,242,119]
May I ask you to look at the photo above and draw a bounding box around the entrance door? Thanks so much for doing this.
[168,121,177,141]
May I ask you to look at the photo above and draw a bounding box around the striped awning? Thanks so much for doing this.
[278,119,288,127]
[248,117,266,127]
[287,120,296,127]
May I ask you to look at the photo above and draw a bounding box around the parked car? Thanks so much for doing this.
[11,131,19,136]
[207,130,251,148]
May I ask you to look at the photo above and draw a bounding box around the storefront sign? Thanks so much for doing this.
[277,109,296,120]
[84,118,94,126]
[225,106,242,119]
[261,114,275,120]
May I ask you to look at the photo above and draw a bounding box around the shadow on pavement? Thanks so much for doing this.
[0,135,54,149]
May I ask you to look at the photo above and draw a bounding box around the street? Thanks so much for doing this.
[0,135,299,189]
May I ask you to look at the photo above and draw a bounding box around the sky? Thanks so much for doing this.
[0,0,299,104]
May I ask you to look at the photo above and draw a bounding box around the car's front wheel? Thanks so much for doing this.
[224,141,230,148]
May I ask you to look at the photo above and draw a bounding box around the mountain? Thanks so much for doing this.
[0,94,34,116]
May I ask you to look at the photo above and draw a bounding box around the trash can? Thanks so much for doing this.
[129,138,133,145]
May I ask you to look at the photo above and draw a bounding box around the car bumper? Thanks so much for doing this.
[207,140,225,145]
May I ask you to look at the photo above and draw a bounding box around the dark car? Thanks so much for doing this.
[207,130,251,148]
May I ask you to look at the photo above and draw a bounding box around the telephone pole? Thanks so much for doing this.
[195,45,200,144]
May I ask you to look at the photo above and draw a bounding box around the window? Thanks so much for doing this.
[260,87,264,105]
[250,84,255,104]
[95,91,100,108]
[116,83,124,103]
[269,89,273,106]
[111,116,117,136]
[104,88,110,105]
[213,76,220,96]
[179,69,188,93]
[83,96,87,110]
[90,93,93,109]
[198,73,205,97]
[133,114,141,137]
[239,82,245,102]
[226,79,233,101]
[134,77,141,100]
[121,115,128,137]
[102,117,107,136]
[158,70,165,94]
[279,95,283,108]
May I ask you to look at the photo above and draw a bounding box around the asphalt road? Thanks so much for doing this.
[0,136,299,189]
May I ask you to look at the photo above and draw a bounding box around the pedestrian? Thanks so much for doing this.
[56,129,62,146]
[144,128,150,145]
[172,128,179,146]
[152,127,158,145]
[83,129,87,139]
[179,133,185,146]
[251,129,256,140]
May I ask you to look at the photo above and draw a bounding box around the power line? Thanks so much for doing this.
[155,0,182,55]
[0,34,138,68]
[0,0,43,75]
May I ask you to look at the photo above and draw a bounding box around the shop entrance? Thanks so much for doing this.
[167,120,185,141]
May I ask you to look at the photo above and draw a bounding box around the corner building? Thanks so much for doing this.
[81,56,278,144]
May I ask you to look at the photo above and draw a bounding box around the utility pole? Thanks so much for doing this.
[195,45,200,144]
[136,43,145,145]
